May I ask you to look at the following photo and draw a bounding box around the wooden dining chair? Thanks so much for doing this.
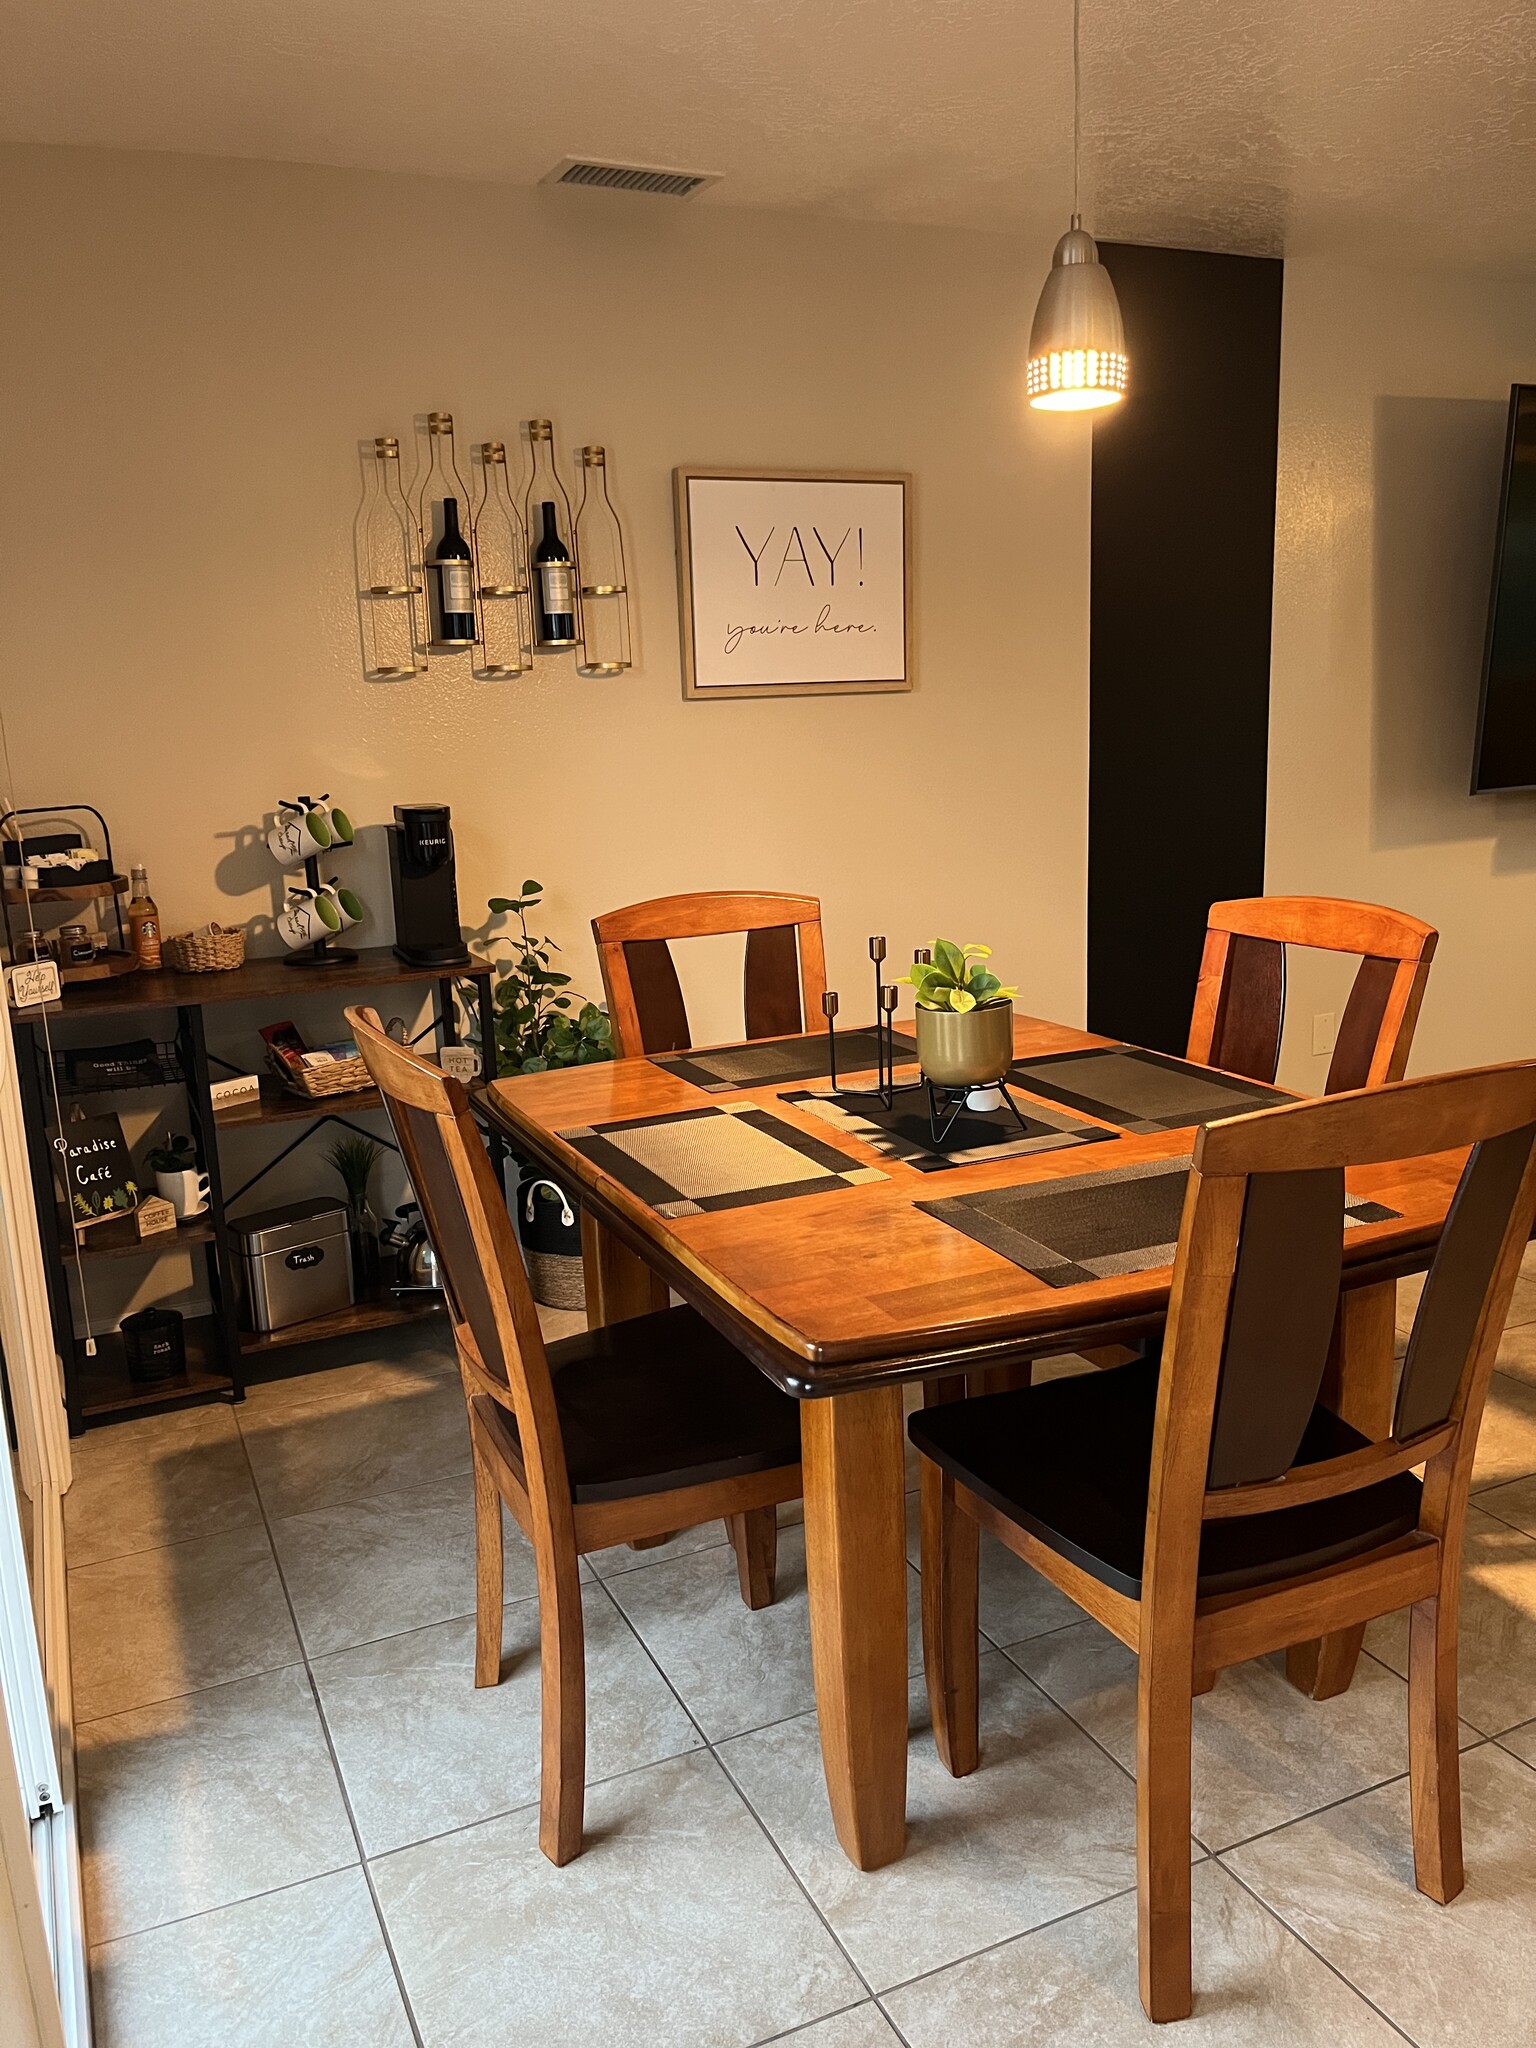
[591,890,827,1057]
[345,1005,803,1866]
[911,1060,1536,2021]
[1187,896,1437,1092]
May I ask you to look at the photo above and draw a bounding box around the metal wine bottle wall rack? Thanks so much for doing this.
[355,413,634,683]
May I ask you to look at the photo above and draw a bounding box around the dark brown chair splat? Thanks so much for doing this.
[909,1060,1536,2023]
[1187,896,1437,1093]
[592,890,828,1059]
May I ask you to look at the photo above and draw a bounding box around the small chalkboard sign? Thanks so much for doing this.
[53,1114,140,1228]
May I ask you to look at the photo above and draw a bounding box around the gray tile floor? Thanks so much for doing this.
[68,1275,1536,2048]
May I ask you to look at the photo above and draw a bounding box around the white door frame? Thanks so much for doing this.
[0,1000,87,2045]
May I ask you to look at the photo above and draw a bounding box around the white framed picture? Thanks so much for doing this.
[674,468,911,699]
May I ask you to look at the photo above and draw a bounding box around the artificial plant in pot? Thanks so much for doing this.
[473,882,614,1076]
[902,941,1019,1101]
[325,1133,383,1294]
[463,881,613,1311]
[144,1133,206,1218]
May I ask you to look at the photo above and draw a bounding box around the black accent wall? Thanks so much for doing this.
[1087,244,1284,1054]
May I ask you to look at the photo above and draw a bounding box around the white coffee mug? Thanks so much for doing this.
[315,800,355,846]
[317,879,365,929]
[267,804,334,868]
[276,888,343,950]
[156,1167,210,1219]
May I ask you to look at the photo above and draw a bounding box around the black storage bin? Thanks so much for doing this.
[120,1306,187,1386]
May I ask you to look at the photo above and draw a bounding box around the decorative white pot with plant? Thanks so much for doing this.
[903,940,1018,1107]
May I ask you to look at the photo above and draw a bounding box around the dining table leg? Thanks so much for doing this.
[800,1384,909,1871]
[580,1209,669,1328]
[1286,1279,1399,1699]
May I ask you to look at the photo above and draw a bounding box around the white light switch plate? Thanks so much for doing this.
[1312,1010,1337,1057]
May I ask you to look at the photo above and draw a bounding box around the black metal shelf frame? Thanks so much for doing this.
[12,967,500,1432]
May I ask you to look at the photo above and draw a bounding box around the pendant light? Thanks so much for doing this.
[1027,0,1128,411]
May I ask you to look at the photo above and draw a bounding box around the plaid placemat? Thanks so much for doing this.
[918,1156,1400,1286]
[559,1102,886,1218]
[649,1028,917,1094]
[1007,1045,1292,1132]
[781,1086,1114,1173]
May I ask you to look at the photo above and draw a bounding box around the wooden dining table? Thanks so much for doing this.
[480,1011,1466,1873]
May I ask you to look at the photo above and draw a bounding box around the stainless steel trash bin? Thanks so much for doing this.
[233,1198,355,1333]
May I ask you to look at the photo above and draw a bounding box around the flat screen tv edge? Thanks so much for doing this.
[1471,383,1536,794]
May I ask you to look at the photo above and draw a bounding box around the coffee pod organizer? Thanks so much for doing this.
[354,414,633,682]
[0,803,138,982]
[267,795,367,968]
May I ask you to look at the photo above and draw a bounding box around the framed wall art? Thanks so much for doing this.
[674,468,911,700]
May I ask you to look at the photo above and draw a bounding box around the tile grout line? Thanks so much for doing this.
[739,1997,888,2048]
[1214,1858,1422,2046]
[86,1859,368,1956]
[586,1562,888,2016]
[234,1419,430,2048]
[864,1880,1140,2004]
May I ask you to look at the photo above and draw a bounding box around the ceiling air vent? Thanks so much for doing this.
[542,157,720,199]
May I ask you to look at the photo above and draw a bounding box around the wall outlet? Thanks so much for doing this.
[1312,1011,1337,1057]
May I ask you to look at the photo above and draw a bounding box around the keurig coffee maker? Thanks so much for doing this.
[388,804,473,967]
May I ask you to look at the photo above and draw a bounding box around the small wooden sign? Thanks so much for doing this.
[134,1195,178,1239]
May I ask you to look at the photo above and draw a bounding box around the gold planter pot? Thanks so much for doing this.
[914,1000,1014,1088]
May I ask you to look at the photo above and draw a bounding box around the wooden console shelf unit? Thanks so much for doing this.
[11,944,497,1431]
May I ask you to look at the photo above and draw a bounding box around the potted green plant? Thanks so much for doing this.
[144,1133,207,1218]
[901,940,1019,1097]
[473,882,615,1076]
[325,1133,384,1294]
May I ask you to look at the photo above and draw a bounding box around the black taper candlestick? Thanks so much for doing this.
[822,989,840,1093]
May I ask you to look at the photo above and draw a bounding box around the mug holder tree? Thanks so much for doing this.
[284,850,358,969]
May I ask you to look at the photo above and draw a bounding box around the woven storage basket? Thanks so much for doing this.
[163,924,246,973]
[273,1053,373,1099]
[527,1247,586,1311]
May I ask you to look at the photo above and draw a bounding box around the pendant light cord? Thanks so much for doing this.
[1072,0,1082,224]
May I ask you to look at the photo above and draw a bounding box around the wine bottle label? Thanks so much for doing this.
[541,562,575,611]
[439,562,473,613]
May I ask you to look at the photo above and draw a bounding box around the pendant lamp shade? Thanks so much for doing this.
[1027,217,1127,410]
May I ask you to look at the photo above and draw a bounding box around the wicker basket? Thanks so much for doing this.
[272,1053,373,1099]
[163,924,246,974]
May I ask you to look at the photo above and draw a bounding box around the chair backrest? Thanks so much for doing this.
[345,1006,575,1532]
[1145,1061,1536,1622]
[591,890,827,1057]
[1186,896,1437,1093]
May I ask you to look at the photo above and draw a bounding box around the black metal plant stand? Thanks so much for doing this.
[821,936,1032,1150]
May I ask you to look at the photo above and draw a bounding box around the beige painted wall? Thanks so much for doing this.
[1268,256,1536,1089]
[0,142,1089,1036]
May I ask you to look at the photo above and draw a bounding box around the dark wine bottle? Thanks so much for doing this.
[533,501,577,646]
[432,497,475,645]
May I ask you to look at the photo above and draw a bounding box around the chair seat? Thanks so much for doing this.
[546,1304,802,1503]
[908,1357,1422,1599]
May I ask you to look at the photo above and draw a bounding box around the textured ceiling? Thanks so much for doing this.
[2,0,1531,269]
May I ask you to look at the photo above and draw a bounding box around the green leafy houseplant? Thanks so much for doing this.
[478,882,614,1077]
[144,1133,197,1174]
[901,940,1018,1014]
